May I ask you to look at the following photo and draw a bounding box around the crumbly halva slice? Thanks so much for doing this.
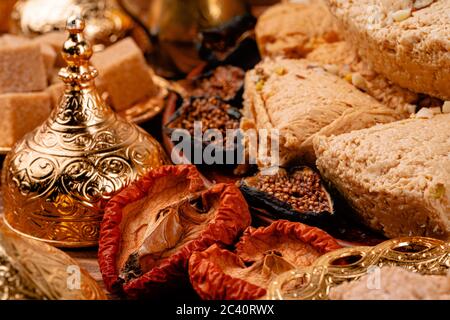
[241,58,408,166]
[306,41,419,114]
[314,113,450,239]
[326,0,450,100]
[255,1,341,58]
[256,1,430,114]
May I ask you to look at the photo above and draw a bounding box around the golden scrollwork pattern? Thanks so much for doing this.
[268,237,450,300]
[1,16,168,247]
[0,223,106,300]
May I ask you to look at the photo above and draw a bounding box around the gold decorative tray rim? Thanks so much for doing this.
[268,236,450,300]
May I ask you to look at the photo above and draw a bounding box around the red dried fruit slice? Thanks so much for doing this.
[189,244,267,300]
[98,165,251,298]
[189,220,341,300]
[236,220,342,264]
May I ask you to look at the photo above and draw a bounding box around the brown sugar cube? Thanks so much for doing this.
[94,77,113,107]
[0,35,55,78]
[1,34,55,84]
[0,35,29,46]
[33,32,67,67]
[46,82,65,108]
[91,37,155,112]
[38,43,57,80]
[0,92,51,147]
[50,68,61,84]
[0,35,47,93]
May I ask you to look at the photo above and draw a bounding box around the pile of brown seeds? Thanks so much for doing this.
[170,97,240,146]
[191,66,245,101]
[255,169,331,213]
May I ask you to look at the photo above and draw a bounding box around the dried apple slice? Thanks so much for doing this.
[98,165,251,298]
[188,244,267,300]
[189,220,341,300]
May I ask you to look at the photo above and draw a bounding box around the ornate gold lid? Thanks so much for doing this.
[0,222,106,300]
[268,237,450,300]
[10,0,133,51]
[1,16,168,248]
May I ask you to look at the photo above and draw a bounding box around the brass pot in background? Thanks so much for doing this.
[9,0,134,51]
[119,0,254,77]
[117,0,151,22]
[0,0,17,33]
[147,0,249,40]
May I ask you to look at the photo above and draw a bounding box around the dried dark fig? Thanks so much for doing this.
[165,96,241,139]
[164,96,243,170]
[239,167,334,228]
[98,165,251,298]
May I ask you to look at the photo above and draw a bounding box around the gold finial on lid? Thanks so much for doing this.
[59,15,98,85]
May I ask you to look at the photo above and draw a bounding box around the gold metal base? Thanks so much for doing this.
[3,217,98,248]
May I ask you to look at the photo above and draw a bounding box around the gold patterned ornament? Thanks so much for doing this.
[268,237,450,300]
[0,222,106,300]
[10,0,133,51]
[1,16,168,248]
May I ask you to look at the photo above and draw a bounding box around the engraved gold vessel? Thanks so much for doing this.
[268,237,450,300]
[10,0,133,51]
[0,221,106,299]
[1,16,168,248]
[119,0,252,76]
